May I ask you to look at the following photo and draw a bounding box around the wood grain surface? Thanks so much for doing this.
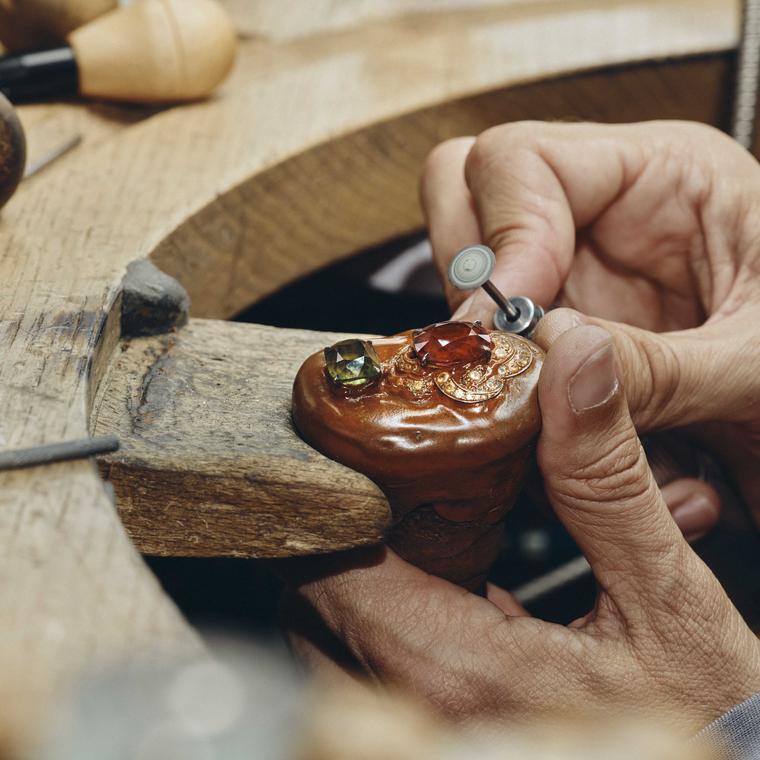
[0,0,745,748]
[91,320,390,557]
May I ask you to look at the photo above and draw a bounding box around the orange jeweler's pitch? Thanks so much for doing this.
[412,321,492,366]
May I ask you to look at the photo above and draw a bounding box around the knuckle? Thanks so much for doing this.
[464,122,538,176]
[618,332,683,429]
[547,428,650,509]
[420,137,473,190]
[484,616,544,663]
[682,121,748,158]
[647,121,738,159]
[669,120,729,144]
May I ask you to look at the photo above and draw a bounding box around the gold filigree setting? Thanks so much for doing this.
[385,333,534,404]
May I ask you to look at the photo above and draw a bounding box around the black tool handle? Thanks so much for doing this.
[0,47,79,102]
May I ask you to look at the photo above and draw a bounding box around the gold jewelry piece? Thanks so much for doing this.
[386,332,534,404]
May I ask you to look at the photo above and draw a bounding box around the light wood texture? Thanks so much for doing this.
[152,1,740,318]
[17,101,165,184]
[0,0,116,50]
[232,0,738,43]
[156,54,737,318]
[71,0,238,103]
[91,319,390,558]
[0,0,745,749]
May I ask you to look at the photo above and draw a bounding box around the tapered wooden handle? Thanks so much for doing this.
[69,0,238,103]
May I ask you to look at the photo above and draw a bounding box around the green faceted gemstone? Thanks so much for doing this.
[324,339,381,387]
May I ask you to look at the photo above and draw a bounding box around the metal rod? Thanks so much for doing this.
[511,555,592,605]
[0,434,120,472]
[23,133,82,179]
[482,279,519,321]
[732,0,760,148]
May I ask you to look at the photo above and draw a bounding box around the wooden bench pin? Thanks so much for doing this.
[0,0,238,103]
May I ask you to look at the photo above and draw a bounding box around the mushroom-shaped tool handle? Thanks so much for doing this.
[0,0,238,104]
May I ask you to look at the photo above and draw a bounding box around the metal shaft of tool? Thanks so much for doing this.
[0,434,119,472]
[23,133,82,179]
[482,279,519,321]
[511,555,592,605]
[733,0,760,148]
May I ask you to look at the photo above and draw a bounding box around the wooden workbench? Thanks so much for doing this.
[0,0,746,751]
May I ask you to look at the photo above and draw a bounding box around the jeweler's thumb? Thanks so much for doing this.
[537,325,685,596]
[533,307,760,432]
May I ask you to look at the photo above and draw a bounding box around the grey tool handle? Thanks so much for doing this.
[447,245,544,338]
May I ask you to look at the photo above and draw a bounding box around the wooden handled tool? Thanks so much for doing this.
[0,92,25,209]
[0,0,237,104]
[0,0,117,51]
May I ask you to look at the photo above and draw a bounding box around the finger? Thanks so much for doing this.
[462,122,643,310]
[486,581,530,616]
[660,478,721,542]
[537,324,688,606]
[289,548,514,686]
[288,632,360,685]
[280,588,363,686]
[459,121,759,325]
[419,137,482,313]
[533,306,760,431]
[279,586,361,676]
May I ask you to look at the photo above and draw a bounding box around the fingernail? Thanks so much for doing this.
[671,495,715,542]
[568,341,619,413]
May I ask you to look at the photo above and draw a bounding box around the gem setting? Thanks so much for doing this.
[323,322,534,404]
[412,321,492,366]
[388,330,534,404]
[324,339,382,387]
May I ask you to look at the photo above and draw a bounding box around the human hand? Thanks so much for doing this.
[283,326,760,731]
[421,121,760,525]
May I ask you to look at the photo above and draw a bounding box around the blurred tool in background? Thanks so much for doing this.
[38,638,705,760]
[0,0,238,103]
[0,91,25,208]
[0,0,117,51]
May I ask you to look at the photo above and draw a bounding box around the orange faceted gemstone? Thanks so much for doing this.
[412,321,492,366]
